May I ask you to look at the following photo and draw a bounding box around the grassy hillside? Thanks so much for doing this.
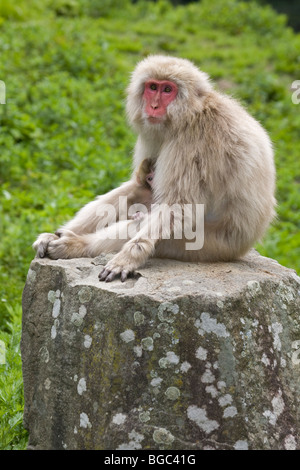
[0,0,299,449]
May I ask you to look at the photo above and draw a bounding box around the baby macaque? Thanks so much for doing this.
[131,158,155,221]
[136,158,154,189]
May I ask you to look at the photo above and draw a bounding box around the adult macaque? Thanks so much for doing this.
[33,55,276,282]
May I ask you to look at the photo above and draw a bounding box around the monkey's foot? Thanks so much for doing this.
[47,230,87,259]
[33,232,59,258]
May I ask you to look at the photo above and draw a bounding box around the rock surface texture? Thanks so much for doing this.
[21,250,300,450]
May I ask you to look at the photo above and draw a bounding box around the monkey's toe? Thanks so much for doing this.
[98,267,130,282]
[36,243,47,258]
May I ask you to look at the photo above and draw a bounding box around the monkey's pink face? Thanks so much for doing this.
[143,80,178,122]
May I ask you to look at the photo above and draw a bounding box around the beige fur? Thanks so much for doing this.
[33,55,276,281]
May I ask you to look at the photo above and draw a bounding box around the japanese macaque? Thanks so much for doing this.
[130,158,154,222]
[33,55,276,282]
[136,158,154,189]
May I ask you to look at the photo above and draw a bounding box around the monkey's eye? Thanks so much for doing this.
[149,83,157,91]
[164,86,172,93]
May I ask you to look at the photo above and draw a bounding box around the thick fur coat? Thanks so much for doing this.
[33,55,276,279]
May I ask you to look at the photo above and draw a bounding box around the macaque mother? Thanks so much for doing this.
[33,55,276,282]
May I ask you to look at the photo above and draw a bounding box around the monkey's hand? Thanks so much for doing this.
[98,238,153,282]
[130,211,146,222]
[33,232,60,258]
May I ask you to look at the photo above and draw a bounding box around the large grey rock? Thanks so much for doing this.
[21,250,300,450]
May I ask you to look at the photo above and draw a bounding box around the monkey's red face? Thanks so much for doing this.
[143,80,178,122]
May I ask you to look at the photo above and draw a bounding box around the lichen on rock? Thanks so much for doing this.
[21,251,300,450]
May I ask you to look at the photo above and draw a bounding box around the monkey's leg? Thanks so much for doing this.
[46,218,144,259]
[60,180,140,234]
[33,179,144,258]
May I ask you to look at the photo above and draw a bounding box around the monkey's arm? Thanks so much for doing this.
[98,205,172,282]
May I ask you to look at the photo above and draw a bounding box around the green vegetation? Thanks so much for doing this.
[0,305,28,449]
[0,0,299,449]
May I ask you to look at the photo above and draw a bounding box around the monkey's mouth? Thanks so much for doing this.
[147,115,164,124]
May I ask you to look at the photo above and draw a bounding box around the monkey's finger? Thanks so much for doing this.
[105,271,117,283]
[121,270,129,282]
[36,243,47,258]
[55,229,63,238]
[98,268,110,281]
